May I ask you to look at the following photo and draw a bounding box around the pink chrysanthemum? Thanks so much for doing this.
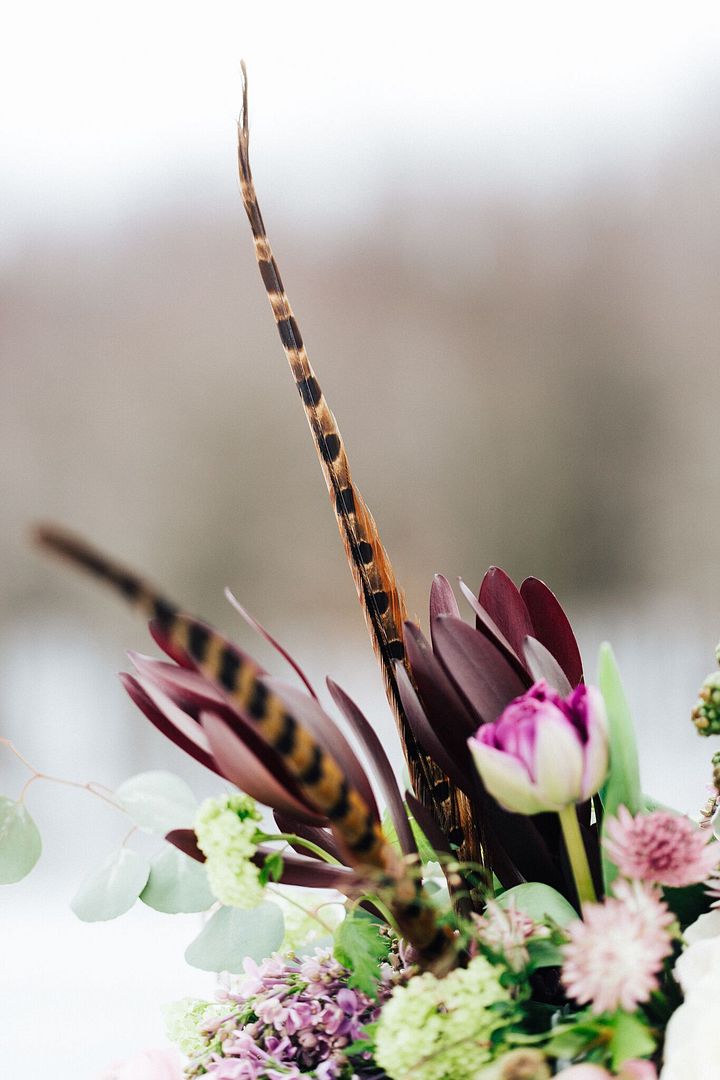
[604,805,719,887]
[561,881,674,1014]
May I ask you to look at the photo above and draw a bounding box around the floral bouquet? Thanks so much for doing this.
[5,67,720,1080]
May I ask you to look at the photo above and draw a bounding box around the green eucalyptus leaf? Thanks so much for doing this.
[185,901,285,973]
[71,847,150,922]
[598,644,643,887]
[0,796,42,883]
[496,882,578,927]
[334,909,391,997]
[115,771,198,835]
[140,847,214,914]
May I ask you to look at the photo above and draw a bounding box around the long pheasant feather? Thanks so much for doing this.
[35,524,455,969]
[236,66,478,862]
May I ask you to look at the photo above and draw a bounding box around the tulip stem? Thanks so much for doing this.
[557,804,596,906]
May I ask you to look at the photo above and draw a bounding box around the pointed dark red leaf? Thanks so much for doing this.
[520,577,583,687]
[200,711,326,825]
[273,811,346,864]
[394,661,474,795]
[429,574,460,646]
[225,588,318,700]
[458,579,530,683]
[326,678,416,857]
[522,636,572,695]
[479,567,535,658]
[403,622,477,737]
[263,678,379,822]
[120,673,219,775]
[166,828,205,862]
[430,615,527,724]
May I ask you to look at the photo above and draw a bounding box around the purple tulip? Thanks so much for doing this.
[468,680,609,815]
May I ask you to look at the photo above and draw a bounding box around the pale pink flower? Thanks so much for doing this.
[99,1048,183,1080]
[473,898,549,971]
[561,881,673,1014]
[556,1065,656,1079]
[604,805,719,886]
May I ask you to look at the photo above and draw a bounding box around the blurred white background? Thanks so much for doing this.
[3,1,720,1074]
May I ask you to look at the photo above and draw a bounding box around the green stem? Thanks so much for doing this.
[257,832,342,866]
[558,804,596,905]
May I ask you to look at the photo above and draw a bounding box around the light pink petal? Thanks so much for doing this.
[468,738,547,814]
[533,711,584,809]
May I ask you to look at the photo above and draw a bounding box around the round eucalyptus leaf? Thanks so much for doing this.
[140,846,214,914]
[71,847,150,922]
[0,796,42,883]
[185,901,285,973]
[496,882,577,927]
[115,771,198,835]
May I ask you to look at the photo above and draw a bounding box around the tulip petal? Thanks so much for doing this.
[468,739,547,815]
[533,712,585,810]
[520,577,583,687]
[577,686,609,798]
[479,567,534,658]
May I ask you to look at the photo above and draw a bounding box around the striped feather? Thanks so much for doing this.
[35,522,455,969]
[236,65,479,868]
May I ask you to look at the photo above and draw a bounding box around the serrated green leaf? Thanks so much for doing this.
[115,771,198,835]
[184,901,285,973]
[608,1010,655,1071]
[0,797,42,883]
[334,909,390,997]
[71,847,150,921]
[496,882,578,927]
[140,846,214,913]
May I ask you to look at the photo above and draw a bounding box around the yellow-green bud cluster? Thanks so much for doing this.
[375,954,516,1080]
[692,671,720,735]
[194,793,265,909]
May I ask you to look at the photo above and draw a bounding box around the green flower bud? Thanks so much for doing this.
[691,672,720,735]
[194,794,264,908]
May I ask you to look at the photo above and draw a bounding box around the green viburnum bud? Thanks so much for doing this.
[374,954,516,1080]
[691,671,720,736]
[194,793,264,909]
[163,997,226,1057]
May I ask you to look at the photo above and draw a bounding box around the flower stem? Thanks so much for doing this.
[558,804,596,906]
[258,832,342,866]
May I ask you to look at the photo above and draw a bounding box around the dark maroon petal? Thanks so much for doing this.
[403,622,477,738]
[200,711,326,824]
[120,673,219,775]
[263,677,379,821]
[522,636,572,695]
[520,577,583,687]
[395,662,474,795]
[326,678,417,858]
[166,828,205,862]
[253,846,356,889]
[148,621,196,669]
[225,588,318,701]
[479,567,535,658]
[128,652,230,719]
[404,792,451,858]
[458,579,530,682]
[431,615,527,724]
[429,574,460,645]
[273,811,344,864]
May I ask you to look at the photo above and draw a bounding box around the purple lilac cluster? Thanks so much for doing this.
[187,950,386,1079]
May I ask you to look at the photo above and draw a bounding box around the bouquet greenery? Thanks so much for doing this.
[4,68,720,1080]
